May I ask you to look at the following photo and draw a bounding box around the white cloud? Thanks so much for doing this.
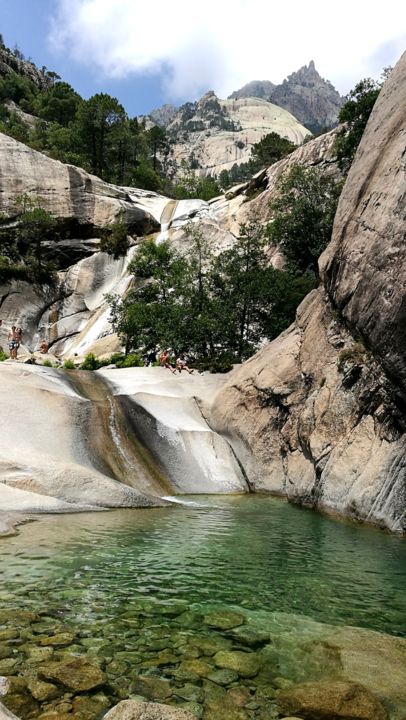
[49,0,406,101]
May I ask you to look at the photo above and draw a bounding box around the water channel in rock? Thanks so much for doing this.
[0,496,405,719]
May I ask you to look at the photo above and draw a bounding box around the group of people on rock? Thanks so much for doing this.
[3,323,23,360]
[158,349,194,375]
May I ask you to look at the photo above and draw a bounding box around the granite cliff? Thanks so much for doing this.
[210,53,406,533]
[163,90,309,177]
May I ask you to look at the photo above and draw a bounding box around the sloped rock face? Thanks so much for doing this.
[0,133,159,235]
[320,54,406,401]
[210,53,406,533]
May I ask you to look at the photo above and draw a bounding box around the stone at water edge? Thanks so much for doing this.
[276,679,389,720]
[103,699,197,719]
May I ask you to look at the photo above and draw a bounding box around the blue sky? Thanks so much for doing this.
[1,0,405,118]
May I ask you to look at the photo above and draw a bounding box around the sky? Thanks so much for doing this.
[0,0,405,117]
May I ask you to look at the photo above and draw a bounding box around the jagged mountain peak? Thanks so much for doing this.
[228,61,344,133]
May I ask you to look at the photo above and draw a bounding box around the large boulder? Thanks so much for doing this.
[0,133,159,235]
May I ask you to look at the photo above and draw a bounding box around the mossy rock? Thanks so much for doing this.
[178,659,213,678]
[178,701,203,718]
[214,651,260,678]
[72,693,111,718]
[193,635,232,656]
[2,691,39,718]
[40,632,76,647]
[228,626,270,648]
[206,668,239,685]
[130,675,173,701]
[0,610,37,625]
[174,682,204,703]
[39,656,106,692]
[26,677,60,701]
[21,644,54,662]
[0,658,19,675]
[203,611,245,631]
[276,680,389,720]
[0,629,19,641]
[0,643,13,660]
[106,658,129,676]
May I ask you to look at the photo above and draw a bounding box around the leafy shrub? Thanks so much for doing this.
[108,352,126,365]
[79,353,98,370]
[42,359,53,367]
[0,350,9,362]
[63,359,75,370]
[100,212,129,259]
[115,353,144,368]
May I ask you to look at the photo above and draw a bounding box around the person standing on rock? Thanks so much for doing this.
[159,348,176,374]
[7,325,19,359]
[16,327,23,353]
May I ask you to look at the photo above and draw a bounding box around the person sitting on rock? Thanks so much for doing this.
[176,352,194,374]
[159,348,176,374]
[40,339,49,354]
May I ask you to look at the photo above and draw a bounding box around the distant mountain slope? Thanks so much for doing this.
[162,91,310,177]
[0,44,51,90]
[229,80,275,100]
[228,61,344,133]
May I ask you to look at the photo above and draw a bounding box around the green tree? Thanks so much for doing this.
[266,165,343,275]
[146,125,169,171]
[333,74,389,173]
[100,211,129,259]
[33,81,81,126]
[74,93,127,178]
[173,167,220,201]
[251,131,296,168]
[14,194,57,280]
[210,221,269,359]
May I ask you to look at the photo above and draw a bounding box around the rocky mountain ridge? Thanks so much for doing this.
[229,61,345,133]
[0,44,51,90]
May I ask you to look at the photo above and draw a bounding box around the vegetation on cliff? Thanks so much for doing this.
[108,222,315,363]
[0,194,57,283]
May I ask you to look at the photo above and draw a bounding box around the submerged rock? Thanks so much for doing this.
[276,679,389,720]
[203,611,246,630]
[214,650,260,678]
[104,699,196,719]
[38,655,106,691]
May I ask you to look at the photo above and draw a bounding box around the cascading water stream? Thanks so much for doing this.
[65,370,172,499]
[156,198,178,244]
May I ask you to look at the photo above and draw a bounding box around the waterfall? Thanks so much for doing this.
[157,199,178,244]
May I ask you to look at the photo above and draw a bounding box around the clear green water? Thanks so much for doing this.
[0,496,405,719]
[1,496,405,636]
